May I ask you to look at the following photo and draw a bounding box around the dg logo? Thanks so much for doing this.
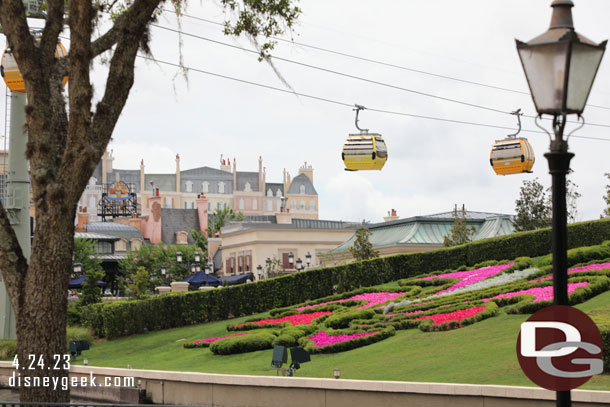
[517,305,603,391]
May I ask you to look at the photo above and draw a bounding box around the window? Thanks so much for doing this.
[208,202,211,210]
[277,200,281,211]
[300,184,306,194]
[267,188,273,197]
[185,180,193,193]
[202,181,209,193]
[176,231,188,245]
[299,199,305,209]
[131,239,142,250]
[244,182,251,192]
[184,201,194,209]
[217,202,223,210]
[115,239,127,252]
[165,197,173,208]
[239,199,245,210]
[253,199,257,210]
[95,241,113,254]
[218,182,225,194]
[310,200,316,211]
[276,189,282,197]
[291,200,296,210]
[268,199,273,211]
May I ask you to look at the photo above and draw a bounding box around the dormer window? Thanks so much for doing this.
[176,231,188,245]
[267,188,273,197]
[218,182,225,194]
[202,181,209,193]
[276,189,282,197]
[300,185,306,194]
[244,182,252,192]
[185,180,193,193]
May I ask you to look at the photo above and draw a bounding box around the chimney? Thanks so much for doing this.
[76,207,90,232]
[258,156,264,192]
[233,157,237,191]
[196,194,209,236]
[383,209,399,222]
[298,161,314,184]
[175,153,181,193]
[140,159,145,193]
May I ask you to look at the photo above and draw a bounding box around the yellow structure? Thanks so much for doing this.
[490,138,535,175]
[342,133,388,171]
[0,42,68,93]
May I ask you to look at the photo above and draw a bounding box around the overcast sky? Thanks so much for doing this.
[3,0,610,223]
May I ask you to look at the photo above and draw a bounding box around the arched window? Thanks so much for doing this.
[276,189,282,197]
[202,181,209,193]
[300,184,306,194]
[185,180,193,193]
[131,239,142,250]
[239,199,245,210]
[267,188,273,197]
[244,182,252,192]
[218,182,225,193]
[115,238,127,252]
[253,199,257,210]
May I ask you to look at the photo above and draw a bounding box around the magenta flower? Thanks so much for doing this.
[193,333,247,343]
[234,311,331,327]
[484,282,589,303]
[296,292,405,311]
[308,330,379,347]
[416,263,515,294]
[414,306,486,325]
[529,262,610,283]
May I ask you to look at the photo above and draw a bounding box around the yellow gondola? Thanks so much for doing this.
[342,105,388,171]
[490,109,535,175]
[1,41,68,93]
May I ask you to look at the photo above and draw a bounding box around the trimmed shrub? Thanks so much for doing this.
[325,309,376,329]
[209,331,277,355]
[589,308,610,372]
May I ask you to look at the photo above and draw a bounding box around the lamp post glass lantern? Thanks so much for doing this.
[288,252,294,268]
[257,264,263,280]
[296,257,303,271]
[72,262,82,277]
[516,1,605,406]
[305,252,312,268]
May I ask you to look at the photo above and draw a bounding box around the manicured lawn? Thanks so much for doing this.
[77,291,610,390]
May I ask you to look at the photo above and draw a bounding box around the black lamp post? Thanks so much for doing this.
[288,252,295,269]
[296,257,303,271]
[72,262,82,278]
[176,250,202,275]
[516,1,605,406]
[305,252,312,268]
[257,264,263,281]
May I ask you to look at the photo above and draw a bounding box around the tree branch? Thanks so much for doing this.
[40,0,64,60]
[0,203,27,315]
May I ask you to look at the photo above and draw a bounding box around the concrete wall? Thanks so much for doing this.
[0,363,609,407]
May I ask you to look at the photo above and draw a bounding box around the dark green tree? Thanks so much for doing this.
[73,238,105,305]
[350,228,379,261]
[0,1,300,401]
[443,205,476,247]
[79,269,105,306]
[190,228,208,259]
[513,178,551,231]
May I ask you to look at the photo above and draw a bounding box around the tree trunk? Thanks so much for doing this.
[16,202,75,403]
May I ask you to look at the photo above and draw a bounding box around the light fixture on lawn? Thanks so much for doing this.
[333,368,341,379]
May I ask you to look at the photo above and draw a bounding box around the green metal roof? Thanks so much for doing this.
[326,212,514,254]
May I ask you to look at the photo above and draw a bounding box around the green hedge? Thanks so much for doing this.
[81,218,610,338]
[209,331,277,355]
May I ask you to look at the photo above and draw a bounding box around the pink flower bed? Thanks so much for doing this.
[416,263,515,294]
[308,330,379,347]
[484,282,590,303]
[194,333,247,344]
[414,306,486,325]
[296,292,405,311]
[530,262,610,283]
[234,311,331,327]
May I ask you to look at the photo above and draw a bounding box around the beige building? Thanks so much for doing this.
[218,213,361,278]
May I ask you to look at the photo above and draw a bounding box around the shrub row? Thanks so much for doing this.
[209,330,278,355]
[80,218,610,338]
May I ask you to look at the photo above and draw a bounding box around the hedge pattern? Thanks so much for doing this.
[81,218,610,338]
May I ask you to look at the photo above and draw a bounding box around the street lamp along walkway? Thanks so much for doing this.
[515,1,606,406]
